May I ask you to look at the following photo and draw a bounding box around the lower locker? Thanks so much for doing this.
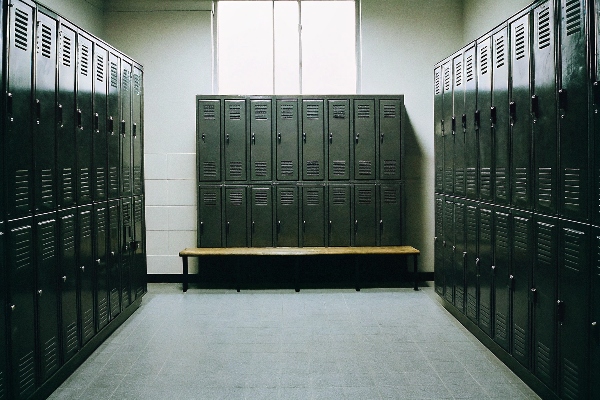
[592,227,600,400]
[465,202,478,323]
[78,206,95,346]
[120,198,133,309]
[94,203,109,331]
[302,185,325,247]
[478,206,494,337]
[198,186,222,248]
[354,185,377,247]
[434,195,444,297]
[453,201,466,313]
[225,186,248,248]
[108,200,121,320]
[133,196,147,300]
[0,222,7,400]
[58,209,79,363]
[493,207,510,352]
[251,186,273,247]
[443,198,454,305]
[379,184,402,246]
[328,185,351,247]
[276,186,299,247]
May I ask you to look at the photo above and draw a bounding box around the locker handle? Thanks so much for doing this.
[62,276,67,283]
[461,114,467,132]
[474,110,480,131]
[490,106,497,127]
[434,236,437,242]
[77,109,83,130]
[354,220,358,232]
[508,274,515,291]
[108,116,114,134]
[10,305,15,312]
[303,220,306,232]
[592,321,598,342]
[36,99,41,124]
[201,133,206,142]
[7,93,13,121]
[593,82,600,108]
[277,220,281,233]
[475,257,480,266]
[530,288,537,304]
[38,289,42,296]
[531,95,539,122]
[451,116,456,135]
[226,221,230,234]
[252,221,255,232]
[81,266,85,272]
[303,132,306,143]
[277,132,281,143]
[329,132,333,143]
[380,219,383,231]
[442,240,446,247]
[329,220,332,233]
[509,101,516,126]
[558,89,567,117]
[58,104,64,127]
[355,133,359,144]
[380,132,384,143]
[200,221,204,234]
[557,299,565,323]
[133,122,137,138]
[121,120,126,137]
[252,132,256,144]
[226,133,230,144]
[111,251,115,257]
[97,259,101,265]
[441,119,445,136]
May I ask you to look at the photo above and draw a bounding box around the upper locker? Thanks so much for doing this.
[107,52,120,198]
[354,99,376,180]
[464,45,478,199]
[132,65,143,195]
[197,98,221,182]
[224,99,246,181]
[441,60,453,194]
[593,0,600,225]
[276,99,299,181]
[378,98,402,181]
[434,65,444,193]
[328,99,351,181]
[120,58,133,197]
[453,53,466,197]
[492,25,510,205]
[92,41,108,202]
[302,99,325,181]
[76,30,94,205]
[250,98,272,181]
[477,35,493,202]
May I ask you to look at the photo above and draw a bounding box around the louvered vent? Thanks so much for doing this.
[202,162,217,177]
[133,73,141,95]
[434,70,441,95]
[255,104,268,120]
[254,161,267,177]
[14,8,29,51]
[466,55,474,82]
[455,60,463,87]
[228,161,242,178]
[515,24,526,60]
[203,192,217,206]
[443,67,451,91]
[358,189,373,205]
[357,104,371,119]
[40,221,55,261]
[96,54,104,82]
[563,228,582,272]
[41,24,52,58]
[306,190,320,206]
[14,226,32,271]
[565,0,581,36]
[280,190,295,205]
[203,104,215,120]
[537,5,551,49]
[495,35,505,68]
[384,189,398,204]
[110,62,118,88]
[80,44,89,76]
[480,45,489,75]
[122,70,130,92]
[80,212,92,238]
[255,191,268,206]
[384,104,396,118]
[333,189,346,205]
[333,104,346,119]
[61,34,72,67]
[358,160,372,176]
[280,161,294,175]
[280,104,294,119]
[229,104,241,120]
[305,161,320,176]
[537,222,553,265]
[332,161,346,176]
[306,104,320,119]
[229,191,243,206]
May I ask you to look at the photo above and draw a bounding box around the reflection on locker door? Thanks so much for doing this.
[107,52,121,198]
[443,198,455,304]
[225,187,248,247]
[354,185,376,246]
[108,200,121,320]
[492,26,510,205]
[493,207,510,351]
[379,99,402,181]
[132,196,146,299]
[0,222,7,400]
[132,65,143,195]
[94,203,109,331]
[58,209,78,363]
[78,206,95,345]
[434,66,444,193]
[120,198,133,308]
[591,227,600,400]
[276,186,299,247]
[478,206,493,337]
[302,185,325,247]
[328,185,351,247]
[302,100,325,181]
[379,184,402,246]
[464,45,478,199]
[198,186,222,247]
[251,186,273,247]
[250,99,272,181]
[328,99,350,180]
[465,201,479,323]
[93,43,108,202]
[354,99,376,180]
[276,99,299,181]
[224,99,246,181]
[441,60,453,194]
[453,200,466,313]
[76,32,94,205]
[198,99,221,181]
[120,59,133,197]
[477,35,493,201]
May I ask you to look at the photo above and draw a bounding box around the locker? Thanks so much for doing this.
[33,9,57,212]
[276,99,299,181]
[493,207,510,352]
[120,59,132,197]
[594,0,600,226]
[378,98,402,181]
[94,203,109,331]
[7,217,36,399]
[107,200,120,320]
[452,54,466,196]
[92,43,108,202]
[250,99,272,181]
[464,45,478,199]
[57,209,78,362]
[328,99,351,180]
[492,26,510,205]
[302,99,325,181]
[434,195,445,297]
[0,222,6,400]
[198,186,222,248]
[302,185,325,247]
[34,212,60,383]
[533,1,558,215]
[132,196,146,299]
[453,200,466,313]
[225,186,248,247]
[434,66,444,193]
[120,197,132,308]
[224,99,246,181]
[77,205,94,345]
[250,186,273,247]
[441,60,454,194]
[132,65,143,195]
[379,184,402,246]
[197,99,221,182]
[477,36,493,202]
[443,198,454,304]
[465,201,479,323]
[328,184,351,247]
[276,185,299,247]
[76,32,93,205]
[5,0,35,219]
[478,206,493,337]
[107,52,120,198]
[354,185,377,246]
[592,226,600,400]
[353,99,376,180]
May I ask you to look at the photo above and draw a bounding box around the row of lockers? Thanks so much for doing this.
[196,96,404,183]
[198,183,404,248]
[435,194,599,399]
[0,196,147,400]
[434,0,600,225]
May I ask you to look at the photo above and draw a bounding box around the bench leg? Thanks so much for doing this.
[236,259,241,292]
[413,254,419,291]
[295,258,300,292]
[355,257,360,291]
[182,256,188,293]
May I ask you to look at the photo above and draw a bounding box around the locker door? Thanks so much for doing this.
[34,213,60,383]
[302,100,325,181]
[434,66,444,193]
[328,185,351,247]
[328,99,350,180]
[276,186,299,247]
[58,209,78,362]
[441,61,454,194]
[78,205,95,345]
[533,2,558,215]
[132,196,146,299]
[5,0,35,219]
[354,99,376,180]
[591,227,600,400]
[198,186,222,248]
[354,185,377,246]
[120,198,132,308]
[453,201,466,313]
[106,53,120,199]
[478,206,493,337]
[120,59,132,197]
[493,207,510,352]
[250,99,272,181]
[92,43,108,202]
[7,218,36,399]
[510,14,532,209]
[94,203,108,331]
[434,195,444,297]
[224,99,246,181]
[379,99,402,181]
[379,184,402,246]
[0,223,6,400]
[464,45,478,199]
[465,202,479,323]
[302,185,325,247]
[132,65,143,195]
[225,186,248,247]
[477,36,493,201]
[108,200,120,320]
[76,32,93,205]
[251,186,273,247]
[276,99,299,181]
[452,54,466,196]
[443,198,455,304]
[34,9,57,213]
[492,27,509,205]
[558,220,590,399]
[197,99,221,182]
[595,0,600,225]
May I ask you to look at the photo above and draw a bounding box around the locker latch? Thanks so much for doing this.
[7,93,13,122]
[202,133,206,142]
[594,82,600,111]
[530,288,537,304]
[509,101,516,126]
[36,99,41,124]
[461,114,467,133]
[133,122,137,138]
[108,116,114,134]
[58,104,64,128]
[77,109,83,130]
[329,132,333,143]
[303,132,306,143]
[379,219,383,231]
[121,120,126,137]
[354,220,358,232]
[380,132,384,143]
[441,119,445,136]
[95,112,100,133]
[252,221,255,233]
[558,89,567,118]
[226,221,230,234]
[530,95,539,123]
[490,106,497,127]
[508,274,515,291]
[277,132,281,143]
[557,299,565,324]
[199,221,204,234]
[277,220,281,233]
[329,221,332,233]
[303,220,306,232]
[592,321,599,343]
[474,110,480,131]
[355,133,359,144]
[226,133,230,144]
[252,132,256,144]
[451,116,456,135]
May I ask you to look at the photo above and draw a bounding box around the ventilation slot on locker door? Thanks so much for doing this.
[563,228,582,272]
[358,161,372,176]
[229,191,243,206]
[228,162,242,178]
[333,188,347,205]
[443,67,451,91]
[562,358,581,398]
[110,62,118,88]
[358,189,373,204]
[14,8,29,51]
[80,44,89,76]
[254,162,267,177]
[496,168,507,199]
[513,219,529,359]
[480,46,489,75]
[306,190,320,206]
[280,161,294,176]
[134,73,141,95]
[41,169,54,205]
[495,35,505,68]
[357,104,371,119]
[254,191,268,206]
[18,352,35,397]
[481,168,492,197]
[333,104,346,119]
[14,226,32,270]
[384,189,398,204]
[305,161,320,176]
[109,167,118,193]
[564,168,581,209]
[536,342,552,380]
[229,104,241,120]
[61,34,72,67]
[495,216,509,341]
[96,54,105,82]
[332,161,346,176]
[565,0,581,36]
[40,221,56,261]
[383,160,397,176]
[280,104,294,119]
[255,104,268,120]
[537,6,551,49]
[515,24,526,60]
[306,104,320,119]
[466,208,477,318]
[537,168,552,206]
[122,70,130,92]
[14,169,30,210]
[280,190,295,205]
[96,168,106,198]
[466,55,474,82]
[434,70,441,95]
[41,24,52,58]
[455,61,463,87]
[80,168,91,198]
[515,168,528,201]
[42,337,59,377]
[62,168,74,204]
[203,104,215,119]
[384,104,397,118]
[203,192,217,206]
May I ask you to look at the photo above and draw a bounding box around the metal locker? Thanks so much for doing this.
[120,59,133,197]
[302,185,325,247]
[557,219,590,399]
[464,45,478,199]
[5,0,35,219]
[250,186,273,247]
[328,184,351,247]
[328,99,351,180]
[354,99,376,181]
[120,197,132,308]
[492,26,510,205]
[379,98,402,181]
[443,198,454,304]
[94,203,109,331]
[132,196,146,299]
[34,212,60,383]
[198,186,222,247]
[250,98,272,181]
[493,207,510,352]
[0,222,7,400]
[594,0,600,226]
[34,9,58,213]
[434,66,444,193]
[379,184,402,246]
[7,217,36,399]
[57,209,78,363]
[478,206,493,337]
[276,99,299,181]
[92,42,108,202]
[533,1,558,215]
[477,35,493,202]
[132,65,143,195]
[510,13,532,210]
[465,201,479,323]
[434,195,445,297]
[107,52,120,199]
[453,200,466,313]
[302,99,325,181]
[591,226,600,400]
[452,54,466,196]
[76,32,94,205]
[197,99,221,182]
[107,200,120,320]
[225,186,248,247]
[354,184,377,246]
[441,60,454,194]
[224,99,246,181]
[276,185,299,247]
[78,205,95,345]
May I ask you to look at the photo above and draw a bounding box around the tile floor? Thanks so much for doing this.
[49,284,540,399]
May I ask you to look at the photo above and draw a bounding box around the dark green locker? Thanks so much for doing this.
[92,43,108,202]
[132,196,146,299]
[354,99,376,180]
[464,45,478,199]
[302,185,325,247]
[591,227,600,400]
[94,203,108,331]
[434,66,444,193]
[7,217,36,399]
[225,186,247,247]
[379,98,402,181]
[379,184,402,246]
[492,26,510,205]
[441,60,453,194]
[533,1,558,215]
[75,32,93,205]
[302,99,325,181]
[132,65,143,195]
[453,200,466,313]
[328,184,351,247]
[276,185,299,247]
[434,195,445,297]
[328,99,351,181]
[5,0,35,219]
[443,198,454,304]
[477,36,493,202]
[107,200,120,320]
[77,205,94,345]
[493,207,510,352]
[250,186,273,247]
[250,99,271,181]
[557,219,590,399]
[120,197,132,308]
[120,59,132,197]
[57,209,78,363]
[478,206,493,337]
[198,186,222,247]
[510,13,532,210]
[224,99,246,181]
[354,185,377,247]
[465,201,478,323]
[0,222,6,400]
[595,0,600,226]
[33,9,57,213]
[452,54,465,196]
[107,52,120,199]
[276,99,299,181]
[197,99,221,182]
[34,212,60,383]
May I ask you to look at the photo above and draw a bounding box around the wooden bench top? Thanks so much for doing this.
[180,246,420,257]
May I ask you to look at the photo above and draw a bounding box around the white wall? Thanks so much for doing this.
[462,0,533,44]
[37,0,104,38]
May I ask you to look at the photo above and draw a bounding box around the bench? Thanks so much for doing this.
[179,246,421,293]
